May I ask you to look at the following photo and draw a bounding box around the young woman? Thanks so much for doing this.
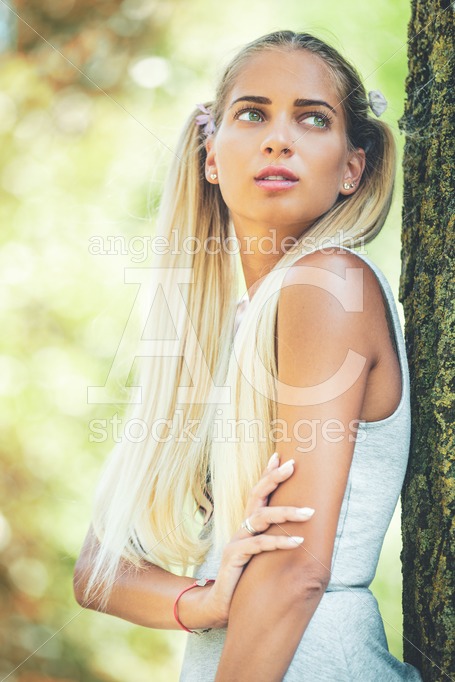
[74,31,424,681]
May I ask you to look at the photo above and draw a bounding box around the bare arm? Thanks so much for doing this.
[215,251,380,680]
[73,524,222,631]
[74,461,312,632]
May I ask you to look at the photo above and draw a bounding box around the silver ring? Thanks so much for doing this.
[241,517,259,535]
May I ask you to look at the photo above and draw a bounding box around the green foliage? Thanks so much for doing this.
[0,0,410,678]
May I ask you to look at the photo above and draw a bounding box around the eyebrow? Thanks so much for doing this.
[228,95,338,115]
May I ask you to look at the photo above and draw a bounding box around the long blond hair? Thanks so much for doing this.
[81,30,396,608]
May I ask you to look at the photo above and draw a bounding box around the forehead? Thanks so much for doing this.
[227,49,340,106]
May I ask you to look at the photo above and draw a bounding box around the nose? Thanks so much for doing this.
[260,118,295,159]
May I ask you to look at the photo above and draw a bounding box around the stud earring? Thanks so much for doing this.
[210,173,218,180]
[343,181,355,190]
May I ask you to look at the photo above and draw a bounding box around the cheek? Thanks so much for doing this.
[305,147,347,206]
[214,141,248,202]
[308,137,347,170]
[214,122,256,166]
[215,135,247,171]
[217,179,245,217]
[214,159,241,210]
[312,161,343,196]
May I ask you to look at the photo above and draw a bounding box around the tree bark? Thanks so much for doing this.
[398,1,454,679]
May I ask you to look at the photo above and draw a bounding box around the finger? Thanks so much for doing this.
[244,460,295,515]
[265,451,280,472]
[259,451,282,480]
[258,459,295,497]
[239,505,315,536]
[229,534,305,566]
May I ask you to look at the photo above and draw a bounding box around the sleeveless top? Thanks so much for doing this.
[180,246,423,681]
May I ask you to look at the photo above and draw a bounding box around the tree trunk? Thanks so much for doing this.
[398,1,454,679]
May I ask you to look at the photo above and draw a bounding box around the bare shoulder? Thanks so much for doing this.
[281,247,386,320]
[278,247,384,369]
[283,247,380,288]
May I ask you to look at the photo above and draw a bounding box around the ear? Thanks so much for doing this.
[205,135,218,184]
[340,147,366,195]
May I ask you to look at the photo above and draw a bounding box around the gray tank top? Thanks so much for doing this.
[179,247,422,681]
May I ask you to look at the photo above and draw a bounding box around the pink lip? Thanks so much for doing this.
[254,165,299,181]
[254,165,299,192]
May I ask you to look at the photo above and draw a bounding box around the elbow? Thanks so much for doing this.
[290,568,330,599]
[73,560,86,607]
[73,556,109,614]
[73,526,102,610]
[73,559,93,609]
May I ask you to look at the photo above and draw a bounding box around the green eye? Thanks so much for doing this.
[237,109,263,122]
[305,114,329,128]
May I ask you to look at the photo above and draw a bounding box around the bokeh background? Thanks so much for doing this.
[0,0,411,679]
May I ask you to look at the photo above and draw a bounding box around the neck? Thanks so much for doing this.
[240,250,282,301]
[234,221,307,301]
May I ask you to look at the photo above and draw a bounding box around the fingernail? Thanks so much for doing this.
[279,459,295,472]
[289,536,304,545]
[267,452,279,470]
[296,507,315,518]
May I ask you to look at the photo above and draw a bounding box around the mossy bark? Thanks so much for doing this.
[398,1,454,679]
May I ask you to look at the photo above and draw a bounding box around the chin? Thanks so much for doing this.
[255,210,316,230]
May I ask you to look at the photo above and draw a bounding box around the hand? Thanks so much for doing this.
[202,453,315,628]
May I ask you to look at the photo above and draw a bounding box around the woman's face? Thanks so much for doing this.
[205,49,365,238]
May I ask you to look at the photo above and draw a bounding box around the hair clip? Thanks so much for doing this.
[195,103,216,135]
[367,90,388,117]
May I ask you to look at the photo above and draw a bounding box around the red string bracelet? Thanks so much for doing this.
[173,578,215,634]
